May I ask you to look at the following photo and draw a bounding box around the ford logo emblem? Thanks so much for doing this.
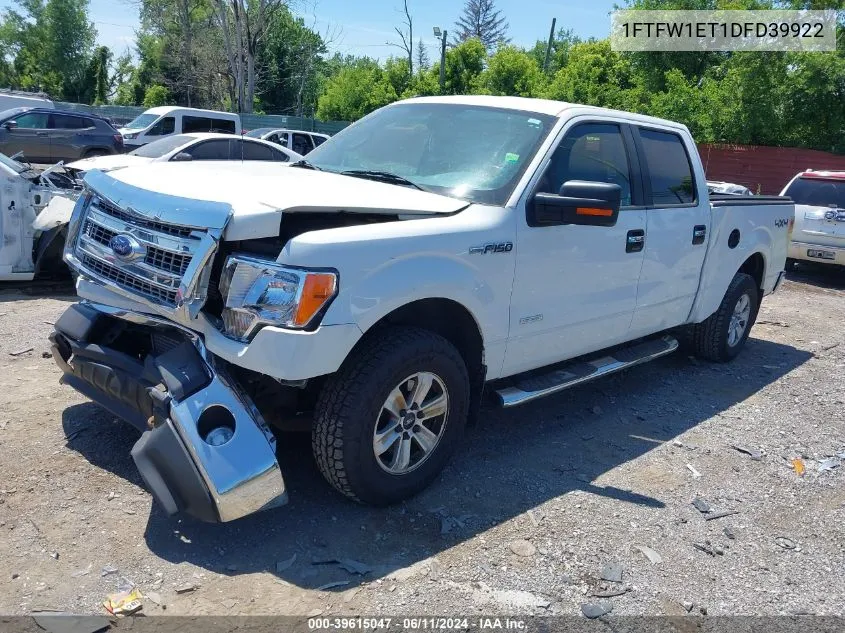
[109,234,144,260]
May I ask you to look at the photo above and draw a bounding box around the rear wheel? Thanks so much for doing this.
[312,327,469,505]
[691,272,759,362]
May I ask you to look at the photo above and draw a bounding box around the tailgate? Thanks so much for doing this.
[795,204,845,249]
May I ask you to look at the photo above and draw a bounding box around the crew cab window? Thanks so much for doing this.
[11,112,49,129]
[148,116,175,136]
[638,129,696,205]
[183,139,230,160]
[292,133,312,155]
[537,123,632,206]
[49,114,91,129]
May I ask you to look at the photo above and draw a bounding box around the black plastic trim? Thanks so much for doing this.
[710,195,793,207]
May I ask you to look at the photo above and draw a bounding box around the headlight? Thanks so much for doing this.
[123,133,138,140]
[219,255,338,341]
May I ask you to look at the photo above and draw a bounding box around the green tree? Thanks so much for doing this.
[143,84,170,107]
[478,45,543,96]
[316,59,397,121]
[443,37,486,94]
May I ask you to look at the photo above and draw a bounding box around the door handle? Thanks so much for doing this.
[626,229,645,253]
[692,225,707,245]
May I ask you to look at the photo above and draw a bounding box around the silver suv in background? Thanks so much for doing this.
[0,107,123,162]
[781,170,845,268]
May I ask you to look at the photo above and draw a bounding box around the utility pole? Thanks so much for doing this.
[543,18,557,73]
[434,27,447,92]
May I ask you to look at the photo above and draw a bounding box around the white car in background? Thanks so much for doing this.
[67,132,302,177]
[244,128,330,155]
[780,170,845,268]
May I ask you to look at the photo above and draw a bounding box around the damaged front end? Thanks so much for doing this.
[50,302,287,522]
[51,171,287,522]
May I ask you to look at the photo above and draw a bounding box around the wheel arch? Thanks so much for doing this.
[352,298,487,424]
[738,251,766,299]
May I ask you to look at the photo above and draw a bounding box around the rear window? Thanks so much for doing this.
[638,128,697,205]
[784,177,845,208]
[183,115,236,134]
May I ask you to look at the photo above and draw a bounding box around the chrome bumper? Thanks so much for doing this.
[50,302,287,522]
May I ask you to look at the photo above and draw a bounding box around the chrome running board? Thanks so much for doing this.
[496,335,679,408]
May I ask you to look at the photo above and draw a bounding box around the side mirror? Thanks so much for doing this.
[529,180,622,227]
[170,152,193,162]
[4,121,18,130]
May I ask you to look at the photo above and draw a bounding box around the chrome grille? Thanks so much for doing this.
[83,219,193,276]
[71,193,212,310]
[82,255,178,305]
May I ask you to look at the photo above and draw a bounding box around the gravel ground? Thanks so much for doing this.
[0,268,843,619]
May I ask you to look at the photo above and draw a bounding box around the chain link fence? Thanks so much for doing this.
[54,102,350,136]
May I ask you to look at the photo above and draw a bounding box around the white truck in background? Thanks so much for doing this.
[49,96,792,523]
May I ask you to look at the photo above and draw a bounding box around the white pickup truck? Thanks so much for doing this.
[49,96,792,523]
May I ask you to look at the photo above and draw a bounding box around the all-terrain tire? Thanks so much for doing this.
[691,272,759,362]
[312,326,470,505]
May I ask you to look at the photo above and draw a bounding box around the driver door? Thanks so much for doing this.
[503,119,647,376]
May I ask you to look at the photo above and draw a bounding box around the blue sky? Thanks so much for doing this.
[1,0,620,59]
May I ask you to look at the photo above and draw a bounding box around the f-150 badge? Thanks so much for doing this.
[469,242,513,254]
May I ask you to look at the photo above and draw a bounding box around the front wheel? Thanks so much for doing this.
[312,327,469,505]
[690,272,759,362]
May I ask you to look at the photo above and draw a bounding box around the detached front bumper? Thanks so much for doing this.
[50,302,287,522]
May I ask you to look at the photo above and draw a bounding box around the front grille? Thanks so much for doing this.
[95,195,195,238]
[82,255,178,305]
[83,219,193,276]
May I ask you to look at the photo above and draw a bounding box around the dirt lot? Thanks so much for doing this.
[0,268,843,619]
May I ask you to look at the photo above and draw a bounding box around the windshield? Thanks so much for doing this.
[785,177,845,209]
[245,128,274,138]
[305,102,556,205]
[0,153,26,173]
[124,113,160,130]
[129,134,194,158]
[0,107,29,122]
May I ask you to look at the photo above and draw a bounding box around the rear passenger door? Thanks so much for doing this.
[627,127,710,337]
[47,113,92,160]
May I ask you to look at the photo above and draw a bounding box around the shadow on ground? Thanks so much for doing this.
[60,335,812,591]
[0,280,76,303]
[786,263,845,292]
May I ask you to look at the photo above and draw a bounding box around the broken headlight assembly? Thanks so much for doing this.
[218,255,338,342]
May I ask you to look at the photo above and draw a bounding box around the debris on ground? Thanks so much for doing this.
[682,601,695,612]
[49,551,59,560]
[274,553,297,573]
[723,526,736,540]
[818,457,840,473]
[175,583,198,594]
[439,514,474,535]
[757,320,790,327]
[70,563,92,578]
[731,444,763,461]
[592,587,628,598]
[600,562,623,583]
[691,497,711,513]
[705,509,739,521]
[581,602,613,618]
[103,587,143,616]
[8,347,33,357]
[146,592,162,606]
[100,565,118,577]
[313,558,372,575]
[775,537,797,550]
[686,464,702,479]
[792,458,806,476]
[316,581,351,591]
[693,542,716,556]
[633,544,663,564]
[508,539,536,557]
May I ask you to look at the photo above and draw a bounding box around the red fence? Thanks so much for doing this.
[697,144,845,195]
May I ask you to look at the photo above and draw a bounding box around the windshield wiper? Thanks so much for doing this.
[290,159,322,171]
[340,169,423,191]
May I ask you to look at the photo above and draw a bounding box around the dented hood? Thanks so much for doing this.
[100,161,468,240]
